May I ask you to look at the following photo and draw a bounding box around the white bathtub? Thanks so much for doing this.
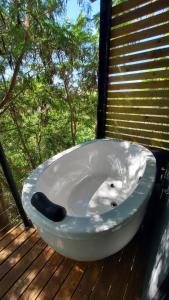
[22,139,156,261]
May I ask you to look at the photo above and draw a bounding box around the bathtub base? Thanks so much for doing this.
[36,205,146,261]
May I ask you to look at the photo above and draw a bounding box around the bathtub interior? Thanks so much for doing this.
[35,140,149,217]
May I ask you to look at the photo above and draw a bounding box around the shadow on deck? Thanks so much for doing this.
[0,220,149,300]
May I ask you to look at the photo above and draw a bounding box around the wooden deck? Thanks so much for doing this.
[0,222,149,300]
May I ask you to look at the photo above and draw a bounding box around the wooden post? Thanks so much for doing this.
[96,0,112,139]
[0,143,32,229]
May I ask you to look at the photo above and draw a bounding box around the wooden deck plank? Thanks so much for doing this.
[2,244,49,300]
[0,234,42,298]
[0,227,35,265]
[124,248,144,300]
[124,229,149,300]
[0,223,20,241]
[71,260,104,300]
[106,234,142,300]
[0,223,23,252]
[20,251,63,300]
[36,258,74,300]
[89,250,123,300]
[0,222,152,300]
[0,231,39,280]
[53,261,88,300]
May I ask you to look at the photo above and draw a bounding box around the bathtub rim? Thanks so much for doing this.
[22,138,156,238]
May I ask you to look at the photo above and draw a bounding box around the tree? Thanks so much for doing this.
[0,0,94,114]
[0,0,98,231]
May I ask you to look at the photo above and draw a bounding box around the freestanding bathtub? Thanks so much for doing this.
[22,139,156,261]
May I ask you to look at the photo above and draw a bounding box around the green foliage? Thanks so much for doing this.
[0,0,98,197]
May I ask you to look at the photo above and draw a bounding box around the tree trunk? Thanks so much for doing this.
[67,101,76,145]
[10,105,36,169]
[64,81,77,145]
[0,9,30,114]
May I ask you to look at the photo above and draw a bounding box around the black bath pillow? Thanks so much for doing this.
[31,192,66,222]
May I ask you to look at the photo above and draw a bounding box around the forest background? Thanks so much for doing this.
[0,0,101,231]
